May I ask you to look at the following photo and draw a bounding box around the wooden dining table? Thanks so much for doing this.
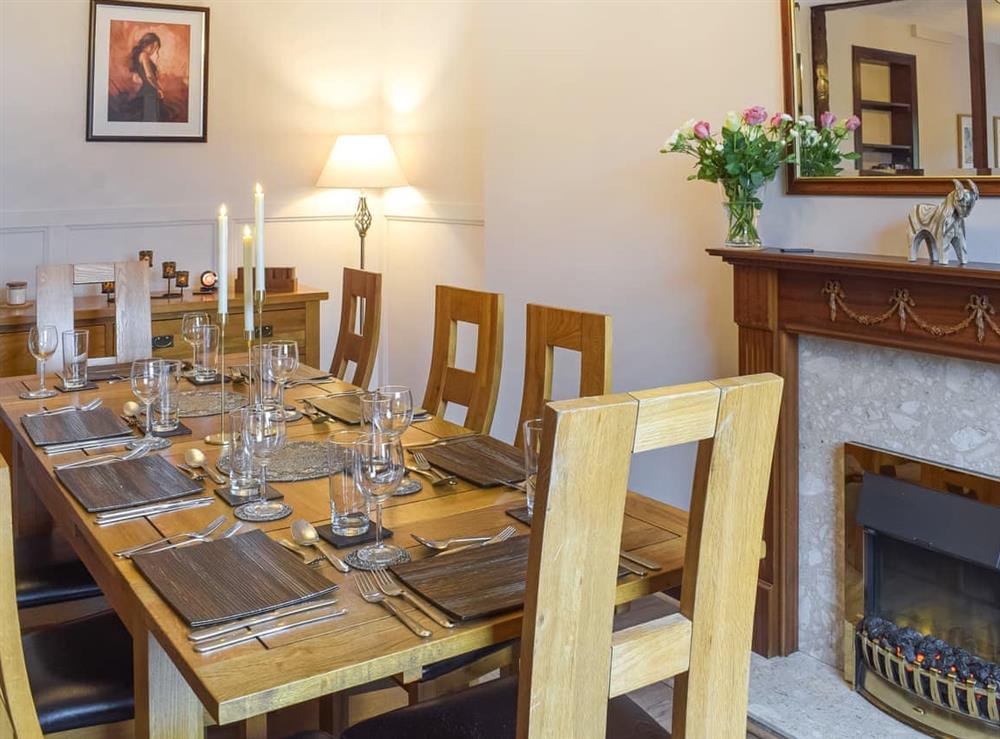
[0,357,689,739]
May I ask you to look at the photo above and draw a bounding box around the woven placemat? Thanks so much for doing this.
[217,440,339,482]
[174,390,248,418]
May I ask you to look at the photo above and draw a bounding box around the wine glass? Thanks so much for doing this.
[235,403,291,521]
[20,325,59,399]
[128,359,171,450]
[373,385,413,435]
[266,340,299,418]
[180,312,210,375]
[352,431,408,567]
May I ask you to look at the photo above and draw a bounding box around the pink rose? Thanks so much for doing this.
[844,114,861,131]
[768,113,784,128]
[742,105,768,126]
[819,111,837,129]
[693,120,711,140]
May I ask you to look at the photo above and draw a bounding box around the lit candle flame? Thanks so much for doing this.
[219,204,227,217]
[242,224,252,238]
[254,183,263,195]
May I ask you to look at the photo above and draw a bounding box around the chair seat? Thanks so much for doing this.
[15,532,101,609]
[339,675,667,739]
[23,611,134,734]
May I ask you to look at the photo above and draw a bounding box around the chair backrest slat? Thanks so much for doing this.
[421,285,503,434]
[35,262,151,364]
[0,459,43,739]
[329,268,382,389]
[517,373,783,739]
[515,304,611,447]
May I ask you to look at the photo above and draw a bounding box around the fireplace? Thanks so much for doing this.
[844,444,1000,737]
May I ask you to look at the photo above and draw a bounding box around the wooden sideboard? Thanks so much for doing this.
[0,287,328,377]
[710,247,1000,658]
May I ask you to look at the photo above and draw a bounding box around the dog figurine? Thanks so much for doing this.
[907,179,979,265]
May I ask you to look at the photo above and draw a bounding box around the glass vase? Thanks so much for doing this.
[722,198,763,248]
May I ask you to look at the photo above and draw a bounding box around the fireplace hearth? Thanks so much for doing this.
[844,444,1000,738]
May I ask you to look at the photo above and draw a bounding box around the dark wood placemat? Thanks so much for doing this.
[418,436,524,487]
[22,407,133,447]
[55,454,203,512]
[133,529,338,627]
[307,394,362,424]
[391,536,531,621]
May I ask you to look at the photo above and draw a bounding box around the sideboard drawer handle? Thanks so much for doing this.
[152,335,174,349]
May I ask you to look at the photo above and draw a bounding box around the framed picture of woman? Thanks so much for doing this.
[87,0,209,142]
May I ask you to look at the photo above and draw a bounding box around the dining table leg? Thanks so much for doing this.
[135,630,204,739]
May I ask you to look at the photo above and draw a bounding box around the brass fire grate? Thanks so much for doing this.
[859,632,1000,727]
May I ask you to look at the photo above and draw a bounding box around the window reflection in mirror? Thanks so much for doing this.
[792,0,997,178]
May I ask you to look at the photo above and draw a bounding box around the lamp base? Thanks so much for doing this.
[205,432,229,446]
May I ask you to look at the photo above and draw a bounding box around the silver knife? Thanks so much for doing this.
[95,497,214,525]
[188,597,340,642]
[617,558,647,577]
[193,607,348,653]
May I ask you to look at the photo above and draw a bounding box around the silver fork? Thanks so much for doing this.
[355,571,431,638]
[141,520,243,556]
[24,398,102,418]
[411,452,457,486]
[372,567,455,628]
[411,533,493,550]
[115,515,227,558]
[53,444,149,471]
[439,525,517,556]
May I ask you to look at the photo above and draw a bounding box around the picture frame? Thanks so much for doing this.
[86,0,209,142]
[957,113,974,169]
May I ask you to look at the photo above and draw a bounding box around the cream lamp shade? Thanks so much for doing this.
[315,134,407,189]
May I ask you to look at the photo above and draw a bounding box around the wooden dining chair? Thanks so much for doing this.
[36,261,152,364]
[514,303,612,447]
[0,458,134,739]
[329,268,382,389]
[334,372,783,739]
[422,285,504,434]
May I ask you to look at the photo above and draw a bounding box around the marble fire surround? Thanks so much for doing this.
[797,335,1000,666]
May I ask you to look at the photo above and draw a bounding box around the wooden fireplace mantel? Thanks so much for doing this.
[709,247,1000,657]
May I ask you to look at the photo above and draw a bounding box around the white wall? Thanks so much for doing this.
[0,0,484,396]
[3,0,1000,509]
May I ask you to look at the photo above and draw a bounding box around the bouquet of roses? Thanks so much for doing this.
[795,111,861,177]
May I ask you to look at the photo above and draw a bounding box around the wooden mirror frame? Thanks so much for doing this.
[781,0,1000,196]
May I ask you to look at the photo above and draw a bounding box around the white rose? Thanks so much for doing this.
[723,111,741,131]
[781,113,793,122]
[715,143,724,152]
[681,118,697,137]
[800,114,814,124]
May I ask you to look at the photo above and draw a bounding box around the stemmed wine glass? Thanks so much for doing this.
[235,403,291,522]
[352,431,409,567]
[181,312,210,376]
[266,340,299,418]
[128,359,171,450]
[372,385,414,435]
[20,325,59,399]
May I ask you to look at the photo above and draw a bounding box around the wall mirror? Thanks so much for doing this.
[782,0,1000,195]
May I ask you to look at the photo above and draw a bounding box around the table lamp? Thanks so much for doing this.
[316,134,408,269]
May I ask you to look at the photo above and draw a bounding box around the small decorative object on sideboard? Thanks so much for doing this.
[907,179,979,265]
[5,281,27,306]
[175,270,190,298]
[138,250,153,268]
[661,108,859,248]
[235,267,297,293]
[101,281,115,304]
[156,261,182,299]
[199,270,218,293]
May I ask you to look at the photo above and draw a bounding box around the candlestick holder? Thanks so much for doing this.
[205,313,230,446]
[155,261,182,299]
[254,290,266,408]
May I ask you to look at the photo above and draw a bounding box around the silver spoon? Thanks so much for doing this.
[291,519,350,573]
[184,448,227,485]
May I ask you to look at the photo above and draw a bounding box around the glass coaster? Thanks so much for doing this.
[393,478,422,496]
[345,546,411,571]
[234,501,293,522]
